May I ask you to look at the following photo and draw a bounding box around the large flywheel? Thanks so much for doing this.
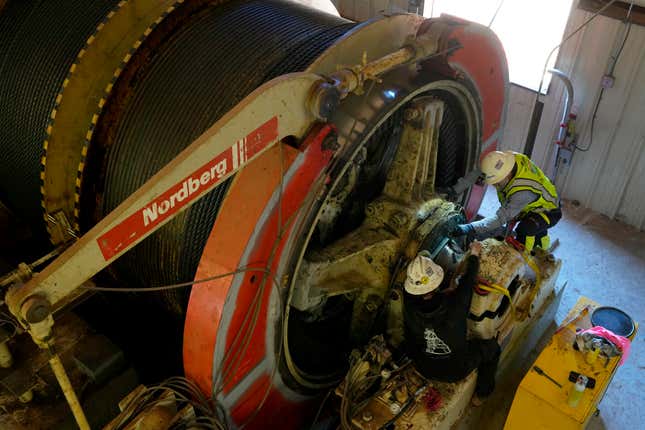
[184,14,508,428]
[0,1,508,428]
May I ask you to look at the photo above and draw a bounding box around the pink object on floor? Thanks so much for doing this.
[581,326,632,365]
[424,387,443,411]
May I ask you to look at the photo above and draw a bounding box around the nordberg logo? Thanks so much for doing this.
[142,158,228,227]
[97,116,278,262]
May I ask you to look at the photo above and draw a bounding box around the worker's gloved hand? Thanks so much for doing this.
[451,224,475,238]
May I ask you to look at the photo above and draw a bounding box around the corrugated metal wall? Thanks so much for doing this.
[500,1,645,230]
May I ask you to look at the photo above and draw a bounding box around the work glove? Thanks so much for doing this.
[451,224,475,238]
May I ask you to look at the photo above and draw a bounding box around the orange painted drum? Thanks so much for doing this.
[184,124,336,428]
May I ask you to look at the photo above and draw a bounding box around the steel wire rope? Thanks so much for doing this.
[84,261,281,427]
[488,0,505,28]
[85,29,463,429]
[81,266,279,292]
[309,388,333,429]
[83,87,331,430]
[215,136,318,428]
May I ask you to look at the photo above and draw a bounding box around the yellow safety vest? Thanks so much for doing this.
[497,153,559,219]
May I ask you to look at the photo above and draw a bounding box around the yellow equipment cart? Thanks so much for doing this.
[504,297,637,430]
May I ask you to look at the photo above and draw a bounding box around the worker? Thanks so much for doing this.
[403,242,500,401]
[452,151,561,252]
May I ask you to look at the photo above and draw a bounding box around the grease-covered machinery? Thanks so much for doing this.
[0,1,561,429]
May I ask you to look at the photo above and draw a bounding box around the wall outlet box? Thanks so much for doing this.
[601,74,615,89]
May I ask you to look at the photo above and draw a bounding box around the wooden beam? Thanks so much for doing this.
[579,0,645,27]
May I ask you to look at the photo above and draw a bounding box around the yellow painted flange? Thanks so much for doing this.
[41,0,187,244]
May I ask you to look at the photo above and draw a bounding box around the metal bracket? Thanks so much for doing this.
[46,211,78,245]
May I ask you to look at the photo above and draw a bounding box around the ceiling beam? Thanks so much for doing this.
[579,0,645,27]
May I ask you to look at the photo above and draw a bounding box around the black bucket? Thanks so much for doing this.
[591,306,635,338]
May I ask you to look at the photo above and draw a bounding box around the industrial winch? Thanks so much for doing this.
[0,1,566,429]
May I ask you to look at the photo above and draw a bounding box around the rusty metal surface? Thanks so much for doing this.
[291,99,454,313]
[284,68,477,387]
[0,313,137,429]
[0,313,88,429]
[468,239,563,342]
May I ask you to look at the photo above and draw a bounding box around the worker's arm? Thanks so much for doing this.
[449,169,482,197]
[454,242,481,305]
[454,190,537,240]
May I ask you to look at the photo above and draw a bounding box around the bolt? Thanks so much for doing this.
[21,296,51,324]
[321,133,340,151]
[18,390,33,403]
[365,203,376,217]
[364,294,381,313]
[365,301,378,313]
[310,82,340,121]
[404,108,420,121]
[390,211,408,228]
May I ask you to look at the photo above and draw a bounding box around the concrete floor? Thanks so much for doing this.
[479,188,645,430]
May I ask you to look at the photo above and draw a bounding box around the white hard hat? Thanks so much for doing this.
[404,254,444,295]
[481,151,516,185]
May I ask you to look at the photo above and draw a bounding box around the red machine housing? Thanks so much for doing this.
[183,16,508,429]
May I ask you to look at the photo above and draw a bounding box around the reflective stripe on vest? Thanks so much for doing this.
[497,153,559,217]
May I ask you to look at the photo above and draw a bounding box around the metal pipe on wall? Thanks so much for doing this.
[548,68,574,181]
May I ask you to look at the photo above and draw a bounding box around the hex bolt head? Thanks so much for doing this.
[321,133,340,152]
[404,108,420,121]
[18,390,34,403]
[365,295,381,313]
[390,211,408,228]
[311,82,340,121]
[365,203,376,217]
[22,296,51,324]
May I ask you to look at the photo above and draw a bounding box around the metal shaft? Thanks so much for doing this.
[49,353,91,430]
